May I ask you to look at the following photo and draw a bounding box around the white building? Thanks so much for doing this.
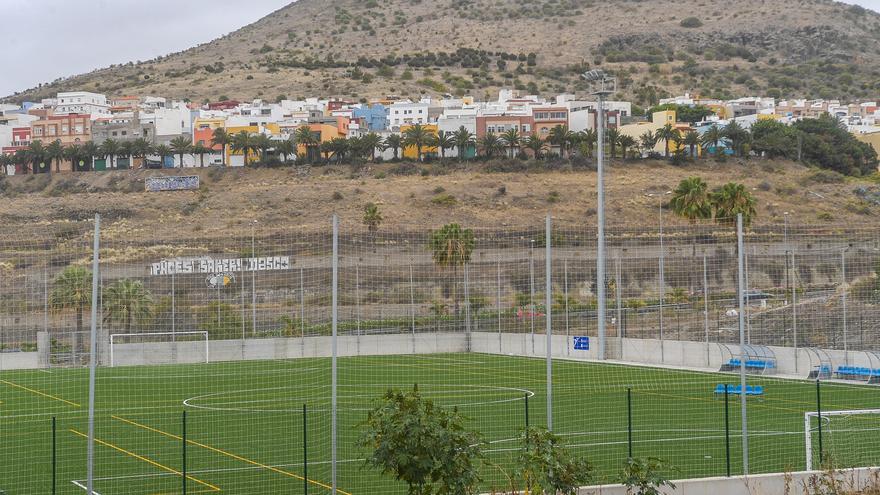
[140,101,192,137]
[54,91,111,118]
[389,101,430,131]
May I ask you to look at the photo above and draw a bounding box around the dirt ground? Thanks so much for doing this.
[0,158,877,239]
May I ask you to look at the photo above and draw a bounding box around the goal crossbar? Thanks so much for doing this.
[109,331,209,367]
[805,408,880,470]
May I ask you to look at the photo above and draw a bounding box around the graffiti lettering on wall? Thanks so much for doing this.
[150,256,291,276]
[145,175,200,192]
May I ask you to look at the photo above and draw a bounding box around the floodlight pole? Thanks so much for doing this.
[842,249,848,366]
[545,214,553,431]
[736,213,749,475]
[591,74,613,361]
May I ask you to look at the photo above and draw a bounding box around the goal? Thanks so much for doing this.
[109,331,209,367]
[805,408,880,471]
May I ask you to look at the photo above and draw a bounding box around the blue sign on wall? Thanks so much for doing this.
[573,336,590,350]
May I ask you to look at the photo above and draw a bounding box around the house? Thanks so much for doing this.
[400,123,439,160]
[352,104,388,131]
[389,101,430,131]
[1,127,32,174]
[618,110,698,157]
[54,91,111,119]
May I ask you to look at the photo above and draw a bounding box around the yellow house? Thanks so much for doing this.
[618,110,701,157]
[293,123,345,158]
[224,123,281,166]
[400,123,438,160]
[856,131,880,168]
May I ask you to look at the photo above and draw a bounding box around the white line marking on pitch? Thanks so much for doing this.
[71,480,102,494]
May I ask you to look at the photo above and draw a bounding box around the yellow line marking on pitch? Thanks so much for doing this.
[0,379,80,407]
[69,428,220,492]
[113,415,351,495]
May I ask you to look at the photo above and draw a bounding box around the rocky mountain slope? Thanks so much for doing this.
[5,0,880,107]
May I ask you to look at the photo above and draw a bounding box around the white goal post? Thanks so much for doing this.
[805,408,880,471]
[109,331,209,367]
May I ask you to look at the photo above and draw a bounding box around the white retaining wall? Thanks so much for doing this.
[110,332,468,366]
[578,466,880,495]
[0,351,40,370]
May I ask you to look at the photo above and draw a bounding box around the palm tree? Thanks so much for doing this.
[524,133,547,159]
[328,137,349,164]
[402,124,431,162]
[153,144,172,168]
[26,140,48,174]
[639,131,657,157]
[253,134,274,164]
[117,140,134,169]
[360,132,383,162]
[319,141,333,163]
[500,128,521,158]
[63,144,82,171]
[275,139,296,163]
[618,134,637,160]
[294,126,319,163]
[363,202,383,233]
[103,279,153,334]
[655,124,679,158]
[605,128,621,159]
[670,177,712,223]
[211,128,230,166]
[478,133,503,158]
[13,149,30,175]
[384,134,402,161]
[711,182,757,226]
[701,125,724,157]
[683,130,701,159]
[99,138,119,169]
[81,142,99,171]
[547,125,574,158]
[231,131,255,166]
[452,127,475,161]
[430,223,475,315]
[46,139,65,173]
[50,266,92,350]
[578,129,598,158]
[723,121,750,157]
[169,136,192,168]
[433,130,456,160]
[191,143,212,167]
[131,138,152,168]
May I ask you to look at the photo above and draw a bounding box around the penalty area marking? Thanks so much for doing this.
[182,384,536,413]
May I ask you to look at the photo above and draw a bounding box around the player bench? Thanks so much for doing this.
[714,384,764,396]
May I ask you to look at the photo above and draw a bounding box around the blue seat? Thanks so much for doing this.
[714,384,763,396]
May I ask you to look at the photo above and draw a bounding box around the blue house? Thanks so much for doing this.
[353,104,388,131]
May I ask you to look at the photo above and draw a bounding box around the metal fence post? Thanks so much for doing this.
[816,380,823,467]
[545,215,553,432]
[529,248,535,354]
[841,250,848,366]
[410,264,416,354]
[303,403,308,495]
[497,261,502,353]
[704,255,710,366]
[626,388,632,459]
[52,416,56,495]
[86,213,100,495]
[331,214,338,495]
[724,384,731,477]
[564,259,571,355]
[736,214,749,475]
[182,410,187,495]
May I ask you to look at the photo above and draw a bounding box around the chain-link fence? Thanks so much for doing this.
[2,215,880,494]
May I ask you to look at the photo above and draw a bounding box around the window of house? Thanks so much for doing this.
[121,131,127,136]
[111,131,117,137]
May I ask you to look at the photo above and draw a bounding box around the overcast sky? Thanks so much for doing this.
[0,0,878,98]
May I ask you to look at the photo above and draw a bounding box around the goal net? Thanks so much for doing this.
[109,331,209,367]
[805,409,880,471]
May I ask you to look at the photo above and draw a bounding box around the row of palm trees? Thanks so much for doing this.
[0,137,220,173]
[669,176,758,226]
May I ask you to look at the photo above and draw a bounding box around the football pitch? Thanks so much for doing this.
[4,353,880,494]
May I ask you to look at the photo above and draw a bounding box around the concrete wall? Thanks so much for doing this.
[110,332,468,366]
[578,466,880,495]
[0,350,40,370]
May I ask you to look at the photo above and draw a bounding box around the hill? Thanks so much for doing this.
[0,159,877,238]
[5,0,880,107]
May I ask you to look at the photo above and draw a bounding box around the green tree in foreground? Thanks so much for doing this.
[50,266,92,342]
[103,279,153,334]
[518,427,593,495]
[363,202,383,233]
[360,386,483,495]
[711,182,757,226]
[619,457,676,495]
[669,177,712,223]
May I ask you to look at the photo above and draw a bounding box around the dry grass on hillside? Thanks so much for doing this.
[0,158,877,240]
